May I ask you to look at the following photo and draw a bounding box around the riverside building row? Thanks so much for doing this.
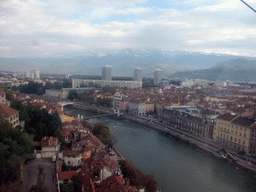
[159,106,215,139]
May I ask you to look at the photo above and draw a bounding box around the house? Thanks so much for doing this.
[0,103,20,127]
[40,136,59,158]
[57,161,78,184]
[59,149,91,167]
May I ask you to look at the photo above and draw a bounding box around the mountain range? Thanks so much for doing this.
[170,58,256,82]
[0,49,256,81]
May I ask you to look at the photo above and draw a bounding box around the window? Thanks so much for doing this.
[231,130,233,134]
[238,139,241,144]
[236,126,238,129]
[227,135,229,140]
[235,131,237,135]
[227,129,229,133]
[228,124,230,127]
[224,128,226,132]
[240,127,242,131]
[230,136,233,141]
[239,132,242,137]
[232,125,234,128]
[68,161,70,165]
[220,133,222,138]
[244,133,246,138]
[243,140,246,145]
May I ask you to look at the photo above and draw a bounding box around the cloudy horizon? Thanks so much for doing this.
[1,0,256,58]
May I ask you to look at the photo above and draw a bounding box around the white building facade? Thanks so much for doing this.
[134,68,143,81]
[102,65,112,81]
[154,69,162,86]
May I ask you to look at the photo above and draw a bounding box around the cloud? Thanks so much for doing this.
[0,0,256,58]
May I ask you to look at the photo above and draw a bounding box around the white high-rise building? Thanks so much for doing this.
[134,68,143,81]
[154,69,162,86]
[28,69,40,79]
[102,65,112,81]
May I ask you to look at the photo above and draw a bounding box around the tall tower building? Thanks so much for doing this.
[154,69,162,86]
[134,68,143,81]
[102,65,112,81]
[28,69,40,79]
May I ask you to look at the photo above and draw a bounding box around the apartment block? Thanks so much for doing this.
[213,113,256,155]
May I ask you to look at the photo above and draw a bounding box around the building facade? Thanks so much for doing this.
[40,136,59,158]
[72,79,142,89]
[213,113,256,155]
[113,92,128,112]
[159,107,214,139]
[102,65,112,81]
[154,69,162,86]
[128,102,146,115]
[134,68,143,81]
[0,103,20,128]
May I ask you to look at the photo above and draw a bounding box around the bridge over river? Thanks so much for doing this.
[79,113,116,120]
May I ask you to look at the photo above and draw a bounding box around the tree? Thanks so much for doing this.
[119,160,137,185]
[36,167,48,192]
[0,117,34,186]
[137,174,157,192]
[80,120,92,131]
[5,90,14,102]
[11,101,28,114]
[54,128,65,145]
[105,135,117,148]
[68,90,78,100]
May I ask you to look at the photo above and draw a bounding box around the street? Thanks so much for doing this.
[21,158,56,192]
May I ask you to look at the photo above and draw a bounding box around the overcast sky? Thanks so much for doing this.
[1,0,256,58]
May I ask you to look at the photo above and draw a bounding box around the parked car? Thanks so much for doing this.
[25,157,34,164]
[30,185,36,192]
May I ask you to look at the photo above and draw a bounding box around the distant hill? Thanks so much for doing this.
[0,49,255,77]
[170,58,256,82]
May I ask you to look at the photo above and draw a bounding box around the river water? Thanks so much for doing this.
[64,106,256,192]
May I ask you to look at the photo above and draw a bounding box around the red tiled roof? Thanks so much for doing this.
[58,161,63,173]
[63,149,82,157]
[0,104,19,118]
[56,110,65,114]
[58,171,77,180]
[217,113,236,121]
[40,136,58,147]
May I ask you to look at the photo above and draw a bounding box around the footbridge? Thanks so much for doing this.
[58,101,74,107]
[80,113,116,120]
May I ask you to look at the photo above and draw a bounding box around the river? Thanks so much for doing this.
[64,106,256,192]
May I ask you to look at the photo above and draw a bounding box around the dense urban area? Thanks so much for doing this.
[1,66,256,192]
